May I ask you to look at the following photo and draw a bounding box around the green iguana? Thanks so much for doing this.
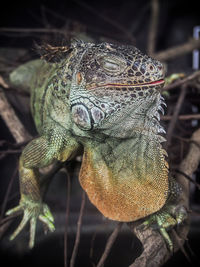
[7,40,187,250]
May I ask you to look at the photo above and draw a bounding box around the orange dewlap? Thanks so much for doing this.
[79,146,169,222]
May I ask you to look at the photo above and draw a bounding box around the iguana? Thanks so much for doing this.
[6,40,187,250]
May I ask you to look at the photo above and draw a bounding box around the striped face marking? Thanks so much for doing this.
[76,72,82,85]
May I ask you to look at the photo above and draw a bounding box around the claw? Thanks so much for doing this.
[43,204,54,223]
[6,206,21,216]
[159,227,173,252]
[137,221,149,231]
[29,217,37,249]
[10,211,30,241]
[140,204,188,252]
[175,206,188,225]
[6,196,55,248]
[38,215,55,232]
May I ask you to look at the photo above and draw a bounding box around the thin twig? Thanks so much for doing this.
[64,170,71,267]
[41,6,67,22]
[154,38,200,61]
[175,128,200,207]
[161,113,200,121]
[162,70,200,92]
[4,87,30,97]
[0,211,22,226]
[0,163,19,239]
[70,191,86,267]
[166,84,187,148]
[0,27,68,35]
[148,0,159,55]
[171,229,191,263]
[89,220,111,266]
[172,169,200,190]
[96,222,123,267]
[128,129,200,266]
[0,211,22,239]
[0,149,22,155]
[169,135,200,152]
[0,76,9,88]
[90,231,97,264]
[0,88,32,143]
[0,161,18,220]
[72,0,135,44]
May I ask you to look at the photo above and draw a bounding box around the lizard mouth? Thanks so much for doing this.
[87,79,165,90]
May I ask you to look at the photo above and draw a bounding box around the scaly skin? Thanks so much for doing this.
[7,40,187,250]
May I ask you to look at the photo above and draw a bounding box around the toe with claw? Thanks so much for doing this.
[6,194,55,248]
[140,204,188,252]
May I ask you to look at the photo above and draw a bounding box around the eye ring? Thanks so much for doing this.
[97,55,126,74]
[102,60,120,72]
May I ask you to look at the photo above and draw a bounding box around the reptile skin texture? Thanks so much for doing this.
[7,40,187,250]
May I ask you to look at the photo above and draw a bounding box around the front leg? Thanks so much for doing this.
[6,129,80,248]
[138,178,188,251]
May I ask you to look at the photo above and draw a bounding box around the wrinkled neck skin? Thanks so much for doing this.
[69,81,166,143]
[100,92,166,141]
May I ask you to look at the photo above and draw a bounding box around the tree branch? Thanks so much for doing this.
[154,39,200,61]
[96,222,123,267]
[128,126,200,266]
[148,0,159,55]
[70,191,86,267]
[162,70,200,92]
[71,0,135,44]
[165,84,187,148]
[176,128,200,206]
[161,114,200,121]
[64,170,71,267]
[0,87,31,143]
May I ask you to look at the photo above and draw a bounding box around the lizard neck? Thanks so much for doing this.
[100,91,166,142]
[135,93,166,139]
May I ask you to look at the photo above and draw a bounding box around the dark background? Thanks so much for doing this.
[0,0,200,266]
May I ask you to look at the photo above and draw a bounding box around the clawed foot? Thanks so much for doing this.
[6,194,55,248]
[139,204,188,252]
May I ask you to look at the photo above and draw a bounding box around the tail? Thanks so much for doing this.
[9,59,44,93]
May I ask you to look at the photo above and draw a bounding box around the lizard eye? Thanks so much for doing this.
[97,56,126,74]
[102,60,120,72]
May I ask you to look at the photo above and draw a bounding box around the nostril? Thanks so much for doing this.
[149,65,154,71]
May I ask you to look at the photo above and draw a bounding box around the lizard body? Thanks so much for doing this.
[7,40,187,250]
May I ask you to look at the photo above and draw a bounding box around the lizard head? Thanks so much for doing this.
[69,41,165,132]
